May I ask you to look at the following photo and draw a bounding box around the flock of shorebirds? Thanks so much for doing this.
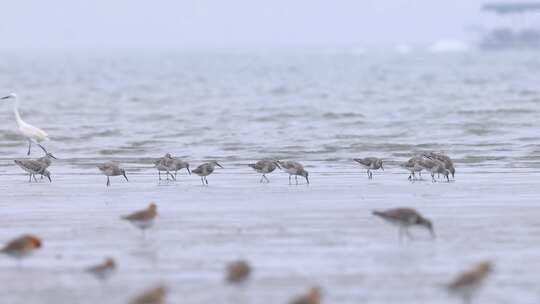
[1,204,492,304]
[2,92,490,304]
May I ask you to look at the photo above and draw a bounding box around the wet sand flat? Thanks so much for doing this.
[1,165,540,304]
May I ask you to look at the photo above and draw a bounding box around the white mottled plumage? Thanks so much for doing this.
[278,160,309,185]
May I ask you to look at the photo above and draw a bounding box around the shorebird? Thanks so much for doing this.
[122,203,157,235]
[419,157,450,182]
[289,287,322,304]
[14,159,52,182]
[354,157,384,179]
[1,234,42,267]
[172,158,190,178]
[98,161,128,187]
[192,161,223,185]
[1,93,50,155]
[36,152,57,179]
[155,153,176,181]
[86,258,116,281]
[129,285,167,304]
[424,152,456,179]
[401,155,424,181]
[225,260,251,284]
[278,160,309,185]
[372,208,435,242]
[447,261,492,304]
[248,159,280,183]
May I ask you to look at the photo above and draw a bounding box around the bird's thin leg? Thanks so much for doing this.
[158,171,161,180]
[288,175,291,185]
[28,174,32,182]
[259,175,264,183]
[200,177,204,185]
[175,170,178,179]
[446,175,450,182]
[408,173,412,181]
[106,176,110,187]
[166,171,169,181]
[205,176,208,185]
[37,143,48,154]
[295,175,298,185]
[431,173,436,183]
[264,175,270,183]
[33,174,38,182]
[27,140,32,156]
[405,228,415,240]
[169,171,176,181]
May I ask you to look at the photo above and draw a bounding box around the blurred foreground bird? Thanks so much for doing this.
[129,285,167,304]
[226,260,251,284]
[289,287,322,304]
[122,203,157,236]
[372,208,435,242]
[447,261,492,304]
[1,234,42,267]
[86,257,116,281]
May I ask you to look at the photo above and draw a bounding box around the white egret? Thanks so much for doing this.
[1,93,50,155]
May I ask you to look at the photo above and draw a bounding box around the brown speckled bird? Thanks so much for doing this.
[1,234,42,267]
[122,203,157,235]
[86,257,116,281]
[226,260,251,284]
[447,261,493,304]
[373,207,435,242]
[289,287,322,304]
[129,285,167,304]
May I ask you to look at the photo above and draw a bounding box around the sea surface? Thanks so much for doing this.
[0,49,539,303]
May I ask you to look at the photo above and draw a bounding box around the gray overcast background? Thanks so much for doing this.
[0,0,527,49]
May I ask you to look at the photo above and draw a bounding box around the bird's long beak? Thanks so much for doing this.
[123,173,129,181]
[216,162,223,168]
[1,96,10,100]
[49,154,58,159]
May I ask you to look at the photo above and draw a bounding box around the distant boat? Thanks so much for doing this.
[480,2,540,49]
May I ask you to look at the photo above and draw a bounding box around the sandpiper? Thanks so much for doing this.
[14,159,52,182]
[155,153,176,181]
[192,161,223,185]
[1,234,42,267]
[86,257,116,281]
[354,157,384,179]
[419,157,450,182]
[248,159,280,183]
[447,261,492,304]
[289,287,322,304]
[424,151,456,179]
[226,260,251,284]
[122,203,157,235]
[372,208,435,242]
[98,161,128,187]
[129,285,167,304]
[401,155,424,181]
[172,158,190,178]
[278,160,309,185]
[36,152,57,179]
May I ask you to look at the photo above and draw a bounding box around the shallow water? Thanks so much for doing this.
[0,49,539,303]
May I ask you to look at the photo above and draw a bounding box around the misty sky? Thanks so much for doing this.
[0,0,528,49]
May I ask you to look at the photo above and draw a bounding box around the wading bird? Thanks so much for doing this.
[278,160,309,185]
[1,234,42,267]
[354,157,384,179]
[248,159,280,183]
[1,93,50,155]
[192,161,223,185]
[372,208,435,242]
